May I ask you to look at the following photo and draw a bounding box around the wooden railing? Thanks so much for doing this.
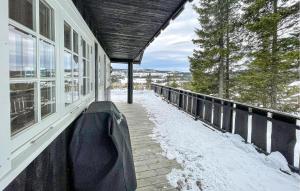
[151,83,300,172]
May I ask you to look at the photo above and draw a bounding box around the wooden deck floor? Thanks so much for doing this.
[115,102,180,191]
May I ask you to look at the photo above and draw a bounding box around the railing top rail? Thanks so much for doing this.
[152,83,300,120]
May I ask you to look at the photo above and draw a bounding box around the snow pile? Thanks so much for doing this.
[111,90,300,191]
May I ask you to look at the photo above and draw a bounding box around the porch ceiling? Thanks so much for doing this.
[74,0,191,63]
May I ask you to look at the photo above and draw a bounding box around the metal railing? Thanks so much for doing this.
[151,83,300,171]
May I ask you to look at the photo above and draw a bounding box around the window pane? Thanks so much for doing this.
[64,51,72,78]
[64,79,72,106]
[64,22,71,50]
[73,31,78,54]
[39,1,54,40]
[73,79,79,102]
[73,55,79,78]
[82,38,86,58]
[10,83,37,134]
[40,40,55,77]
[9,0,34,30]
[41,81,56,119]
[9,26,36,78]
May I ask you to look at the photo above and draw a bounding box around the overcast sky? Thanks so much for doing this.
[112,1,199,72]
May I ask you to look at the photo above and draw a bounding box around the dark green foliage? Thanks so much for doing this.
[189,0,242,98]
[237,0,299,110]
[190,0,299,112]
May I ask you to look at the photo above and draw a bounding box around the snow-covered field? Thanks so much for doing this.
[111,89,300,191]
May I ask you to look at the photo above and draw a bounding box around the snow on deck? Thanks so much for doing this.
[112,90,300,191]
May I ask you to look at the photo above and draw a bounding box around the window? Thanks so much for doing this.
[39,1,54,40]
[40,40,55,77]
[9,26,36,78]
[10,83,37,134]
[41,81,56,119]
[9,1,56,135]
[64,22,71,50]
[73,31,78,54]
[81,38,91,96]
[9,0,34,30]
[64,24,80,106]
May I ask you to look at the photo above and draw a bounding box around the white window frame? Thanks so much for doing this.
[0,0,100,187]
[8,0,60,153]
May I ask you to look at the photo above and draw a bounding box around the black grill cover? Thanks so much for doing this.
[70,101,137,191]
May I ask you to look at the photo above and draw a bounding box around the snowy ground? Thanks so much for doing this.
[111,89,300,191]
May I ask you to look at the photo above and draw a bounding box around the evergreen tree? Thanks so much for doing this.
[146,73,152,89]
[238,0,299,110]
[189,0,242,98]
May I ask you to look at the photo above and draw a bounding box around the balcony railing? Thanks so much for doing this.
[151,83,300,172]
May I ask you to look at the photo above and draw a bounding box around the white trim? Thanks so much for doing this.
[293,120,300,168]
[220,103,224,129]
[0,0,12,179]
[247,112,252,143]
[211,101,214,124]
[232,104,236,134]
[266,112,273,153]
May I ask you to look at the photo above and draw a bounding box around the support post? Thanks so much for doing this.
[128,62,133,104]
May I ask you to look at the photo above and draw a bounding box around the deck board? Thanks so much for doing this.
[115,102,180,191]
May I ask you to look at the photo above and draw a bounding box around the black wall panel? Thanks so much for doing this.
[213,101,222,129]
[192,97,197,115]
[271,118,297,165]
[222,102,232,132]
[204,100,212,122]
[197,98,204,120]
[235,107,248,140]
[251,111,268,151]
[187,95,192,114]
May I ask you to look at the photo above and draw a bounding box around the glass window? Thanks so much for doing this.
[64,22,71,50]
[64,79,72,106]
[9,0,34,30]
[73,55,79,77]
[39,1,54,40]
[40,40,55,78]
[9,26,36,78]
[41,81,55,119]
[73,79,79,102]
[73,31,78,54]
[10,83,37,134]
[64,51,72,78]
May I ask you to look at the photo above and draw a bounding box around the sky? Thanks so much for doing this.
[112,1,200,72]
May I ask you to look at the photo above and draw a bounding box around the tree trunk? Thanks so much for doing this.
[270,0,278,109]
[225,0,230,99]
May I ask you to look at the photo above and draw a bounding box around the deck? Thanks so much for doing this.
[115,102,180,191]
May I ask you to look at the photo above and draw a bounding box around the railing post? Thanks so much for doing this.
[294,120,300,168]
[247,108,253,143]
[203,97,206,120]
[211,99,214,124]
[232,103,236,134]
[220,101,224,129]
[266,112,273,153]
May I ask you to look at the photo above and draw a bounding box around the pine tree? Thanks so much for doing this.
[189,0,242,98]
[146,73,152,89]
[238,0,299,110]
